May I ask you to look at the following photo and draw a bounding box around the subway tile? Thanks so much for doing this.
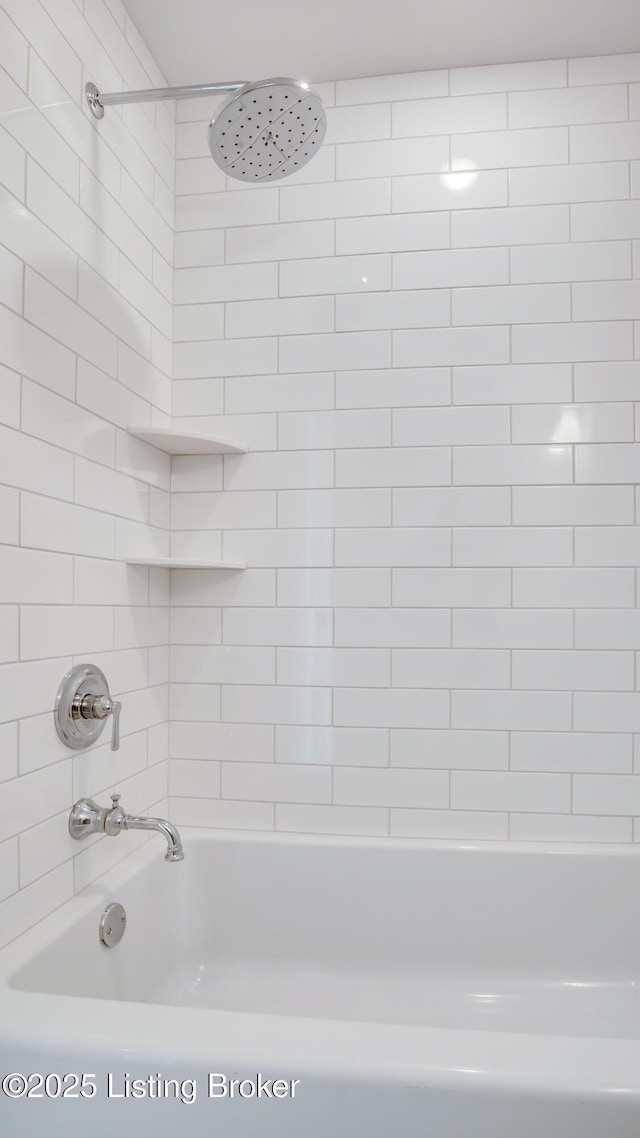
[174,337,278,379]
[574,693,640,733]
[451,770,570,812]
[391,808,508,840]
[453,283,570,325]
[573,281,640,322]
[451,59,567,95]
[0,366,20,429]
[576,444,640,483]
[0,609,18,665]
[452,690,571,730]
[172,645,274,686]
[509,162,629,206]
[392,169,507,213]
[334,766,448,808]
[280,178,390,221]
[224,451,334,491]
[570,122,640,163]
[280,253,391,296]
[513,485,634,525]
[454,527,572,567]
[223,529,333,568]
[453,444,572,485]
[278,489,391,528]
[175,188,278,230]
[451,127,568,170]
[337,212,449,255]
[510,85,627,128]
[334,687,449,728]
[223,607,333,646]
[277,647,390,687]
[0,546,72,605]
[575,363,640,402]
[27,162,118,287]
[222,761,331,804]
[576,610,640,649]
[511,732,631,774]
[279,331,390,373]
[169,798,273,831]
[225,373,333,413]
[0,425,73,500]
[278,409,390,450]
[336,367,451,408]
[0,301,75,400]
[393,248,509,289]
[391,728,508,770]
[512,321,632,362]
[393,648,509,689]
[337,447,450,487]
[275,725,388,767]
[277,569,390,608]
[453,204,569,247]
[513,649,633,691]
[510,813,631,842]
[394,405,509,446]
[222,685,331,725]
[572,200,640,241]
[326,103,391,144]
[395,326,510,367]
[170,722,272,763]
[512,402,633,443]
[575,526,640,565]
[170,608,222,646]
[335,608,450,648]
[453,609,573,649]
[226,219,334,263]
[511,241,631,283]
[513,568,635,608]
[20,606,113,661]
[393,94,507,137]
[573,773,640,815]
[169,758,220,800]
[276,803,388,837]
[173,304,224,342]
[25,270,117,375]
[174,229,225,268]
[226,296,334,339]
[0,124,25,200]
[393,487,510,527]
[569,54,640,85]
[336,289,449,331]
[453,363,572,404]
[337,71,448,105]
[172,490,276,531]
[337,137,449,180]
[335,527,450,567]
[393,568,511,607]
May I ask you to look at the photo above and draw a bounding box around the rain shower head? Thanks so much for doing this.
[209,78,326,182]
[86,75,326,183]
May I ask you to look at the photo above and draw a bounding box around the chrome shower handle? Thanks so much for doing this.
[76,694,121,751]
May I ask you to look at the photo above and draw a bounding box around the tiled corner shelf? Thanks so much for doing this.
[125,425,248,571]
[127,426,247,455]
[125,557,247,570]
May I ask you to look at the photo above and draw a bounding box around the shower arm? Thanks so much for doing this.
[85,80,247,118]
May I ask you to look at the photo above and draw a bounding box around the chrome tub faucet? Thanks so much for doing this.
[69,794,185,862]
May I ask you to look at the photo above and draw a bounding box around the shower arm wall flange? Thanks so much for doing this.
[85,79,247,119]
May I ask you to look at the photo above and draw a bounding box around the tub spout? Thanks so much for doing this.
[123,814,185,861]
[68,794,185,862]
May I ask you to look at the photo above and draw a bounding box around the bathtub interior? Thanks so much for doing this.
[7,834,640,1039]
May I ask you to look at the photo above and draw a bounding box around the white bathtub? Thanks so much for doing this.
[1,829,640,1136]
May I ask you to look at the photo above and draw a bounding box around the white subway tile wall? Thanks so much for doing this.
[0,0,173,947]
[170,51,640,850]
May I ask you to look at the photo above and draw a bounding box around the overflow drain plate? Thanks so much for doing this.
[99,902,126,947]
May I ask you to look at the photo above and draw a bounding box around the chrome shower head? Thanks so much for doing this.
[208,77,326,182]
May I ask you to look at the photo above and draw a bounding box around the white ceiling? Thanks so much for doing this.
[124,0,640,87]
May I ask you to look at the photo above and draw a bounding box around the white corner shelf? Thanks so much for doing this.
[127,426,247,455]
[125,557,247,570]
